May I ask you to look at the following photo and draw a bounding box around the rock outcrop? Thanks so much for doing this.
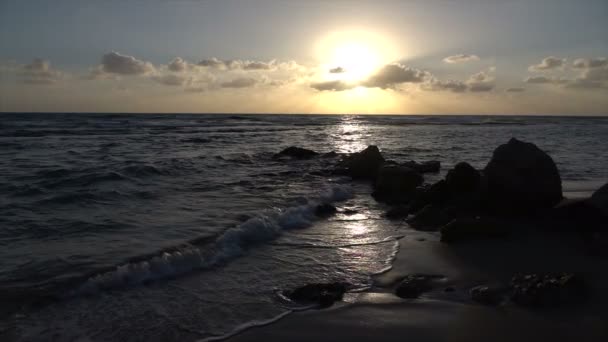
[372,165,423,204]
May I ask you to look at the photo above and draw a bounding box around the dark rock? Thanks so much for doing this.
[372,165,423,204]
[408,180,450,213]
[395,274,442,299]
[321,151,338,158]
[484,138,562,215]
[470,285,506,305]
[287,282,350,308]
[403,160,441,173]
[446,162,481,194]
[440,217,508,243]
[543,198,606,232]
[385,205,410,219]
[444,286,455,292]
[338,145,385,180]
[315,203,337,217]
[589,183,608,217]
[510,273,586,307]
[407,204,452,231]
[273,146,319,160]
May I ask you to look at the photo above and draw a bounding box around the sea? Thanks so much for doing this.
[1,114,606,341]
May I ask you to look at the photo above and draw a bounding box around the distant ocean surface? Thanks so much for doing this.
[1,114,606,341]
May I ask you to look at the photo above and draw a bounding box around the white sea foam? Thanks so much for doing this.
[73,184,353,295]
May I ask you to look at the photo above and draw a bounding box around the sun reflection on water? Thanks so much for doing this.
[330,116,370,153]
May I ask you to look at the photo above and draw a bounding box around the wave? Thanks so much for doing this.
[71,185,354,296]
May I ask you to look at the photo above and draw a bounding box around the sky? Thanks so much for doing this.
[0,0,607,115]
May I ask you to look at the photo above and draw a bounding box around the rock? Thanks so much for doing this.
[407,204,452,231]
[338,145,385,180]
[470,285,506,305]
[273,146,319,159]
[440,217,508,243]
[484,138,562,215]
[589,183,608,217]
[286,282,350,308]
[408,181,450,213]
[402,160,441,173]
[543,198,606,232]
[385,205,410,219]
[372,165,423,204]
[510,273,586,307]
[395,275,442,299]
[446,162,481,194]
[321,151,338,158]
[315,203,337,217]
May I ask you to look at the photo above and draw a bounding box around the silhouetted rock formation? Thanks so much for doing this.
[273,146,319,159]
[484,138,562,215]
[402,160,441,173]
[337,145,385,179]
[372,165,423,204]
[590,183,608,217]
[440,217,508,243]
[446,162,481,194]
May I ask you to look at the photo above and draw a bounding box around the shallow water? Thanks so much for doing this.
[0,114,606,341]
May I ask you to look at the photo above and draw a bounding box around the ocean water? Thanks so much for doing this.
[0,114,606,341]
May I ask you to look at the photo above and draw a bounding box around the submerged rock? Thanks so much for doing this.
[273,146,319,159]
[338,145,385,180]
[315,203,337,217]
[484,138,562,215]
[395,274,442,299]
[372,165,423,204]
[510,273,586,307]
[440,217,508,243]
[286,282,350,308]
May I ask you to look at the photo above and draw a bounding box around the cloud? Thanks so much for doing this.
[466,71,495,92]
[505,87,525,92]
[443,54,480,64]
[423,79,468,92]
[581,66,608,82]
[565,78,605,89]
[220,77,257,88]
[362,63,429,89]
[197,58,275,71]
[572,58,608,69]
[329,67,345,73]
[100,52,155,75]
[168,57,188,72]
[152,74,191,86]
[525,76,568,84]
[20,58,63,84]
[528,56,566,72]
[310,80,355,91]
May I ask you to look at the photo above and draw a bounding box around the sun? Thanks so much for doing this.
[315,29,401,83]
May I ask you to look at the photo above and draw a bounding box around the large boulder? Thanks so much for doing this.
[589,183,608,217]
[372,165,423,204]
[286,282,350,308]
[446,162,481,194]
[273,146,319,159]
[484,138,562,215]
[338,145,385,180]
[440,217,508,243]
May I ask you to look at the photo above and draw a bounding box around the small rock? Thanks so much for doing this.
[440,217,508,243]
[287,282,350,308]
[315,203,337,217]
[273,146,319,160]
[395,274,442,299]
[470,285,506,305]
[510,273,586,307]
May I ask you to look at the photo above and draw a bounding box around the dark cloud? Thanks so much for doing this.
[20,58,62,84]
[528,56,565,72]
[443,54,480,64]
[362,64,428,89]
[525,76,568,84]
[423,79,468,92]
[310,80,354,91]
[329,67,345,73]
[197,58,274,70]
[572,58,608,69]
[505,87,525,92]
[220,77,257,88]
[100,52,155,75]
